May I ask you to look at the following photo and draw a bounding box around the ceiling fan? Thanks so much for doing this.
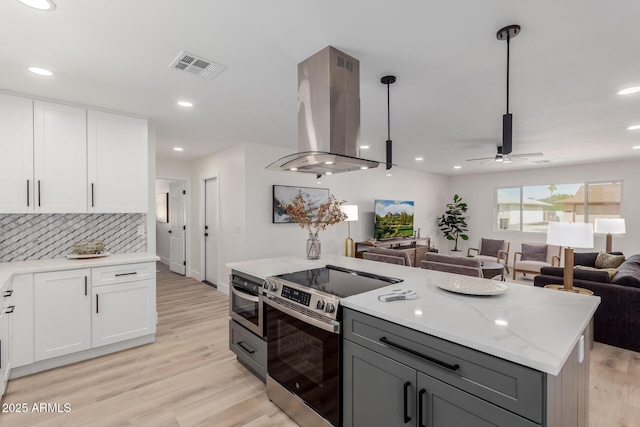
[466,146,543,164]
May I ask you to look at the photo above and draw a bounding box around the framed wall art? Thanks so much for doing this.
[273,185,329,223]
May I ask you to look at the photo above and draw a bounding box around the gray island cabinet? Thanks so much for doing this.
[342,308,589,427]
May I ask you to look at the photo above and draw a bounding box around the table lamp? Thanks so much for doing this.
[340,205,359,257]
[546,222,594,292]
[594,218,625,253]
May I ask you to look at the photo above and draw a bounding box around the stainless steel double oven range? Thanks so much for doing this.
[262,265,402,427]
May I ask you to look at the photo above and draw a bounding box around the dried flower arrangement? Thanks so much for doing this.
[280,190,347,235]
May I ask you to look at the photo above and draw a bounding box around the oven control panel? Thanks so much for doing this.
[281,285,311,306]
[263,278,341,320]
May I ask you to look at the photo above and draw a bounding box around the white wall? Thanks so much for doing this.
[155,179,171,265]
[448,159,640,264]
[146,124,156,254]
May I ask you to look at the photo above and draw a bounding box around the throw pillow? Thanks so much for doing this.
[479,238,504,256]
[595,252,625,269]
[521,244,547,262]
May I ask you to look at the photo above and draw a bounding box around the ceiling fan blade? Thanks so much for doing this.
[511,152,543,158]
[466,156,495,162]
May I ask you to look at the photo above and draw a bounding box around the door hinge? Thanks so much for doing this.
[183,261,186,266]
[183,225,186,230]
[182,190,186,195]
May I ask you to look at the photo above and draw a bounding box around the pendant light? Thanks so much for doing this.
[497,24,520,156]
[381,75,396,175]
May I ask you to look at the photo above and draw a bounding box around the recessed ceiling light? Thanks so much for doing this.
[360,145,370,149]
[173,147,184,151]
[453,165,461,169]
[618,87,640,95]
[415,157,424,161]
[386,170,392,177]
[326,172,332,175]
[324,161,334,165]
[290,167,298,171]
[17,0,56,11]
[177,101,193,107]
[628,125,640,130]
[360,166,368,170]
[28,66,54,76]
[633,146,640,150]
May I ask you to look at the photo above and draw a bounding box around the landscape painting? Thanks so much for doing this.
[273,185,329,223]
[374,199,414,239]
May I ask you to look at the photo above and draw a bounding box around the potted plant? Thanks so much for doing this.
[437,194,469,252]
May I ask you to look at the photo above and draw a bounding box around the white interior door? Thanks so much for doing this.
[204,178,219,286]
[169,181,186,275]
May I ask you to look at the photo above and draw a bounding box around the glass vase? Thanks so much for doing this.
[306,232,321,260]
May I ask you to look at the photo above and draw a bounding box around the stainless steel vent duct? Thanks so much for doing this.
[267,46,379,173]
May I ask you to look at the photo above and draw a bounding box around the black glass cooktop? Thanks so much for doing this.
[274,265,403,299]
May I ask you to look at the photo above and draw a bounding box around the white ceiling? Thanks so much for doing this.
[2,0,639,176]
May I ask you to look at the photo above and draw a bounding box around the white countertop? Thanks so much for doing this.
[227,255,600,376]
[0,252,160,286]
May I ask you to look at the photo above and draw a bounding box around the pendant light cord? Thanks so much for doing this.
[386,82,391,141]
[506,34,510,114]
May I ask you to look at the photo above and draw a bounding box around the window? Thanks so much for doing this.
[495,181,621,232]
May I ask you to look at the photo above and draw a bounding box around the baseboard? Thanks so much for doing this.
[159,256,170,266]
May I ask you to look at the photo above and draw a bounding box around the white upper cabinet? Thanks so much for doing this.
[34,101,87,213]
[88,110,148,213]
[0,94,34,213]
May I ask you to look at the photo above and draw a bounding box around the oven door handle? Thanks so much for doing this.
[264,295,340,334]
[231,286,260,303]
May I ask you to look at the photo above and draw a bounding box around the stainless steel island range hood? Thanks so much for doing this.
[267,46,379,174]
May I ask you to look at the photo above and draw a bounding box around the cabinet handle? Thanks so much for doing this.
[27,179,30,207]
[115,272,137,277]
[96,294,99,313]
[168,230,172,234]
[380,336,460,371]
[204,233,208,237]
[38,180,41,207]
[91,183,94,207]
[403,381,411,424]
[84,276,87,296]
[236,341,255,354]
[418,388,426,427]
[5,306,15,314]
[3,290,13,298]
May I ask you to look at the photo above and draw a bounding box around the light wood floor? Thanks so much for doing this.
[0,263,638,426]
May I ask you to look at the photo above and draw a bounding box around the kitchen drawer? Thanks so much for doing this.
[92,262,155,287]
[229,319,266,382]
[343,308,544,424]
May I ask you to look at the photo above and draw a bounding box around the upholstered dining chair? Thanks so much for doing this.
[420,253,483,277]
[467,238,511,273]
[363,247,413,267]
[512,242,561,280]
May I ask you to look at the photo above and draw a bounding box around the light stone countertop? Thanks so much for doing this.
[227,255,600,376]
[0,252,160,287]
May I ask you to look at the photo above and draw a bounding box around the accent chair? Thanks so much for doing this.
[467,238,510,273]
[420,253,483,277]
[512,242,561,280]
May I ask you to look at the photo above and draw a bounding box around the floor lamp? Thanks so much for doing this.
[340,205,359,257]
[546,222,594,293]
[594,218,625,253]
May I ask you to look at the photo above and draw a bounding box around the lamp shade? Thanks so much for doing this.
[594,218,626,235]
[340,205,359,222]
[546,222,594,248]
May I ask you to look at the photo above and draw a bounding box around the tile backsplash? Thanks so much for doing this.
[0,213,147,262]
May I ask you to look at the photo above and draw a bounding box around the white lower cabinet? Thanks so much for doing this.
[0,279,13,396]
[34,269,91,361]
[10,274,34,368]
[92,279,155,347]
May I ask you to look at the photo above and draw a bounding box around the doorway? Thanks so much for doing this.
[203,177,219,287]
[155,178,187,275]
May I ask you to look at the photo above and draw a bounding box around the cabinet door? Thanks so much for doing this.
[0,93,33,213]
[87,110,148,213]
[417,372,539,427]
[343,340,417,427]
[34,101,87,213]
[0,308,8,397]
[34,269,91,361]
[10,274,34,368]
[92,279,155,348]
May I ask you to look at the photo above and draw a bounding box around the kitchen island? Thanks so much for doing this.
[227,255,599,426]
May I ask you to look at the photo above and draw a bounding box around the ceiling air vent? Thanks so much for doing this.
[169,51,227,80]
